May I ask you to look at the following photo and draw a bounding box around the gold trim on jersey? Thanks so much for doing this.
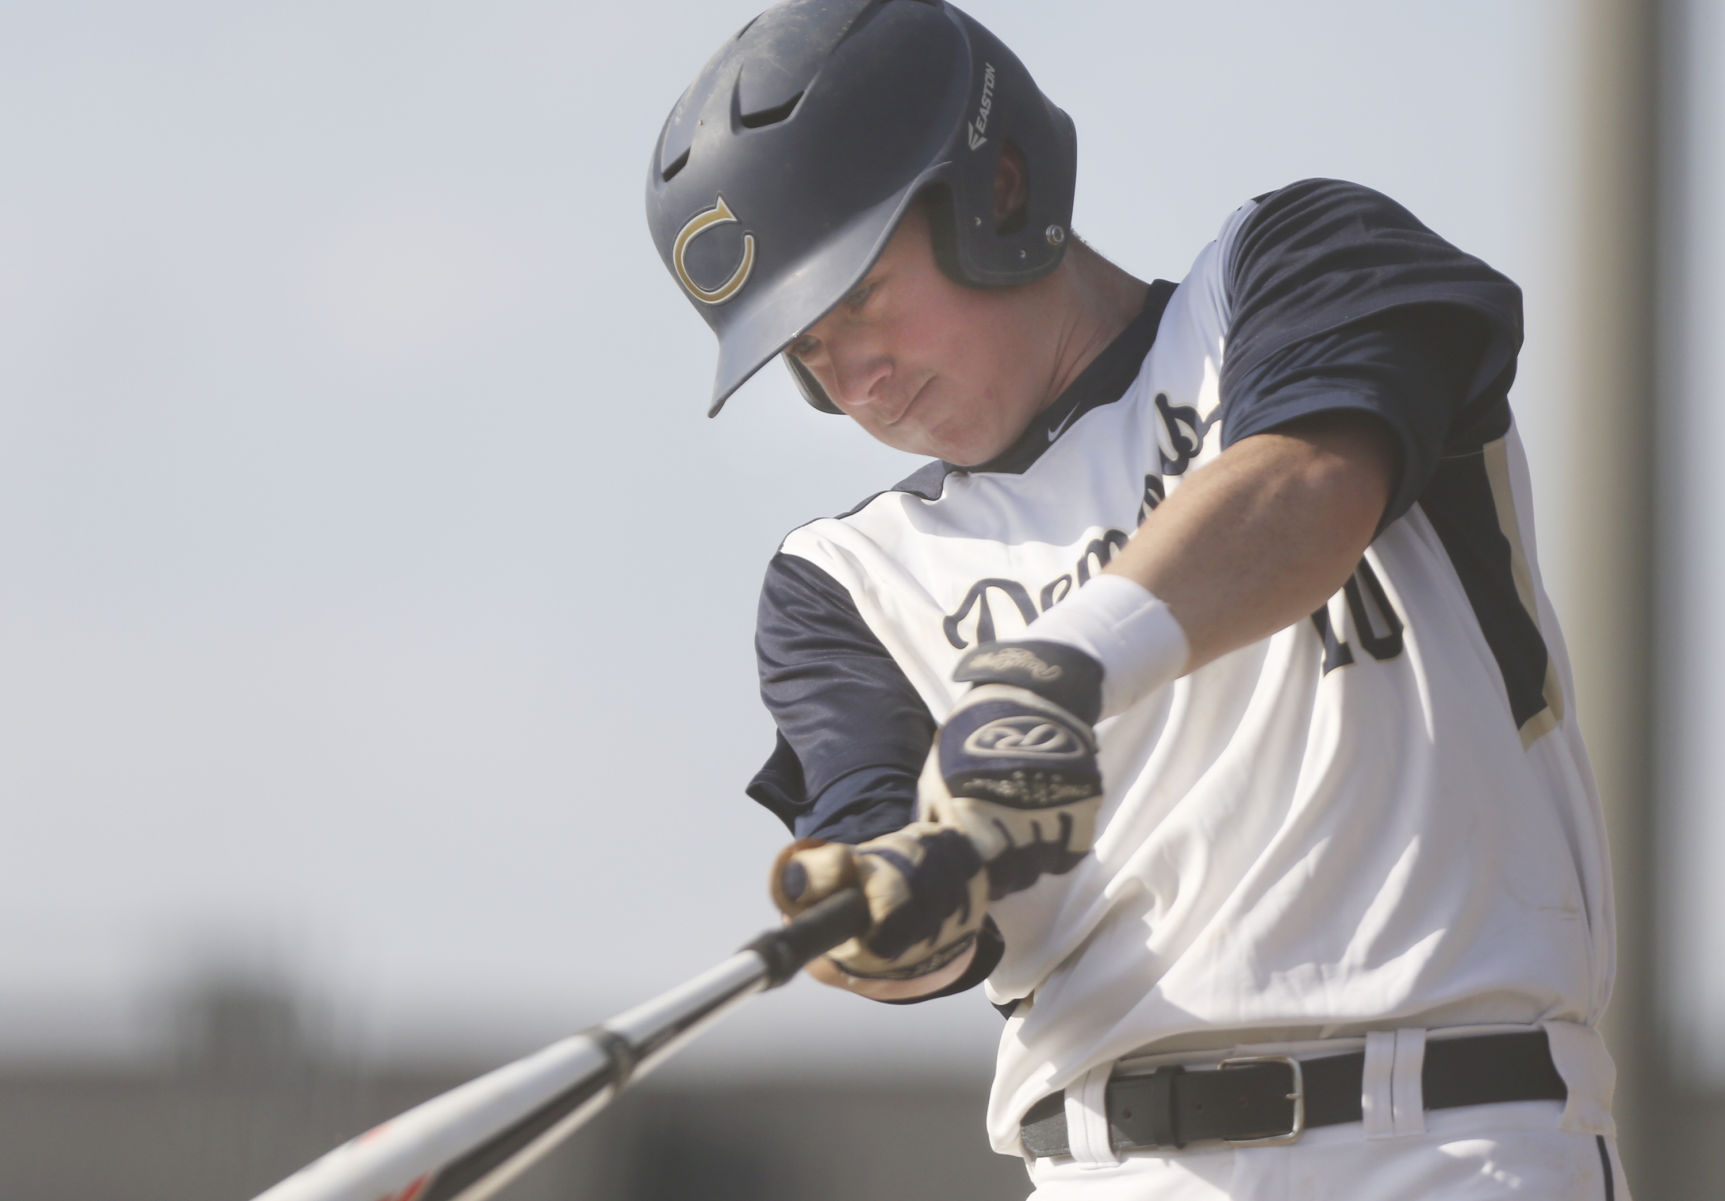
[673,196,756,305]
[1481,437,1566,748]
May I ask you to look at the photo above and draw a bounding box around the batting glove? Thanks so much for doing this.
[771,825,988,981]
[767,641,1102,981]
[920,640,1104,899]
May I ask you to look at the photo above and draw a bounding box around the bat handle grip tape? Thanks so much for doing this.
[743,887,870,988]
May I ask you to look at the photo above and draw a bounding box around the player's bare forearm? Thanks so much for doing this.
[1106,410,1397,672]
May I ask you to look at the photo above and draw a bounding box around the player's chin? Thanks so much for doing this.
[928,422,1018,468]
[866,400,1008,464]
[863,416,953,460]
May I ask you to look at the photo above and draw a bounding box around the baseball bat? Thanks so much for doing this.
[250,887,869,1201]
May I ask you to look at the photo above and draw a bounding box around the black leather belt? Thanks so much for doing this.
[1019,1031,1566,1156]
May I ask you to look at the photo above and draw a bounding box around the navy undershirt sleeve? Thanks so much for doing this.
[746,551,1007,1000]
[1221,179,1523,525]
[746,551,934,842]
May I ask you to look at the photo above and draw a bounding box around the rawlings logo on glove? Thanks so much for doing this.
[927,640,1104,900]
[958,645,1066,683]
[963,715,1089,757]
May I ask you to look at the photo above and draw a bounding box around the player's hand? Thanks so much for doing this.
[920,640,1104,899]
[767,640,1101,982]
[770,824,988,981]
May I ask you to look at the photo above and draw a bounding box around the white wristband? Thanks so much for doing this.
[1026,573,1189,719]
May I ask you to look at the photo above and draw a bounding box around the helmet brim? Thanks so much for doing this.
[705,167,943,417]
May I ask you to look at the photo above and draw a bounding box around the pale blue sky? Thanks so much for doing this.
[3,0,1715,1077]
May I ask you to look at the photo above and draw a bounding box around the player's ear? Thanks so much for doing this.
[992,141,1029,235]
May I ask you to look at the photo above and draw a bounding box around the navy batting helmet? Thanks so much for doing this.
[645,0,1078,416]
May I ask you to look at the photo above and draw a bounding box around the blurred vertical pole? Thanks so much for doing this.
[1569,0,1665,1190]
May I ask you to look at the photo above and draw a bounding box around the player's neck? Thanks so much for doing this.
[1035,241,1150,413]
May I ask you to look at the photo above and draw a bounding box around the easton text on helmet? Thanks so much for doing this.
[967,62,997,151]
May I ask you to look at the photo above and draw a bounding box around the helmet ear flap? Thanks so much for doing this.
[920,183,970,289]
[783,353,842,414]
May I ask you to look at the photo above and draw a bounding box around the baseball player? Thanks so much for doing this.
[646,2,1630,1197]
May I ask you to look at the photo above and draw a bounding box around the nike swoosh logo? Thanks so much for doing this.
[1046,407,1081,442]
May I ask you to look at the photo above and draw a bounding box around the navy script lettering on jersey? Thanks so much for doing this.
[936,476,1188,652]
[944,387,1216,650]
[1310,559,1406,674]
[942,527,1134,649]
[1155,392,1207,475]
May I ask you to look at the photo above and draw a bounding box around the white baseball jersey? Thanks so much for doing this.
[744,180,1615,1155]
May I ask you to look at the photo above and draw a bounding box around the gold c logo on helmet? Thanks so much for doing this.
[673,196,756,305]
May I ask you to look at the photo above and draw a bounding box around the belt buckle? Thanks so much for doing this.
[1217,1054,1305,1147]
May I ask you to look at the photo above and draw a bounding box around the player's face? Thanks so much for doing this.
[786,205,1056,465]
